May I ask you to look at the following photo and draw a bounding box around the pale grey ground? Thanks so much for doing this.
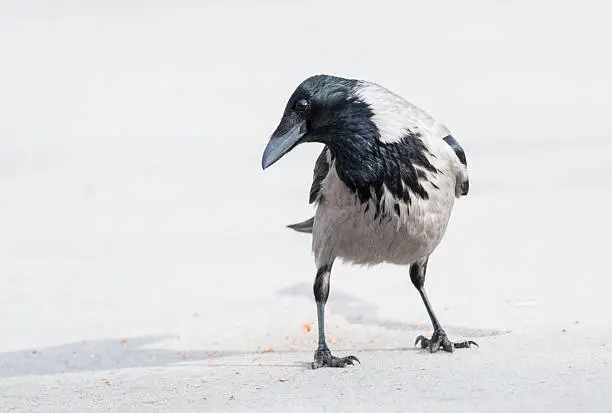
[1,1,612,412]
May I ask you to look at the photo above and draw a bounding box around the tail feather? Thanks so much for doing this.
[287,217,314,233]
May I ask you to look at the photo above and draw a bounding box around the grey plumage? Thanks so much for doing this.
[262,74,476,368]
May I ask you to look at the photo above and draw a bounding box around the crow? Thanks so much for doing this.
[261,74,476,369]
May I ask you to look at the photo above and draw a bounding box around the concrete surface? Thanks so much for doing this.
[1,1,611,412]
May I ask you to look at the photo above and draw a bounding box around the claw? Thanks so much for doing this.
[453,340,479,349]
[415,335,427,348]
[346,355,361,364]
[312,352,360,369]
[415,330,478,353]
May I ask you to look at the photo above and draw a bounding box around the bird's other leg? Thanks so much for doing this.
[410,257,478,353]
[312,264,360,369]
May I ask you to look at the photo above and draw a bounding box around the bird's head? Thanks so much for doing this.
[261,74,378,169]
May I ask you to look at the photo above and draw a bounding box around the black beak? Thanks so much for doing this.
[261,120,306,169]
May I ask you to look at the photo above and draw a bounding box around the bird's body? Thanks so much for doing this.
[262,75,476,369]
[312,148,455,267]
[300,80,469,268]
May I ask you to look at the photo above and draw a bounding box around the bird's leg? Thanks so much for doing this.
[410,257,478,353]
[312,264,360,369]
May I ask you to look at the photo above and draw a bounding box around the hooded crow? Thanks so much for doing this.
[262,74,476,369]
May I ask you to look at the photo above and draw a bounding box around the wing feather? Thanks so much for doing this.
[442,134,469,196]
[309,146,331,204]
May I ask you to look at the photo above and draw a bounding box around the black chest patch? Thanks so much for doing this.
[323,132,438,216]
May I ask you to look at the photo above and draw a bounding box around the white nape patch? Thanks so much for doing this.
[356,81,469,198]
[355,81,450,144]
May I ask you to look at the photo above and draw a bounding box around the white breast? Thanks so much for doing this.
[312,157,457,268]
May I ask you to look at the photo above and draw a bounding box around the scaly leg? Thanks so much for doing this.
[410,257,478,353]
[312,264,360,368]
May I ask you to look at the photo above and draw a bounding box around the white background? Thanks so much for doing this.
[1,1,611,411]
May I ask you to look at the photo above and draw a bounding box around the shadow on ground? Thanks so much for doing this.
[0,335,245,378]
[0,284,506,378]
[279,282,506,338]
[0,336,439,378]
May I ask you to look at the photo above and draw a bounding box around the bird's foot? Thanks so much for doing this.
[312,347,360,369]
[415,329,478,353]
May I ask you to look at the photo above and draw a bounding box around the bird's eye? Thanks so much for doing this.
[294,99,310,113]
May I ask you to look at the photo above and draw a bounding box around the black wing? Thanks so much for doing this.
[309,146,331,204]
[442,135,469,196]
[286,217,314,233]
[286,146,331,234]
[442,134,467,167]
